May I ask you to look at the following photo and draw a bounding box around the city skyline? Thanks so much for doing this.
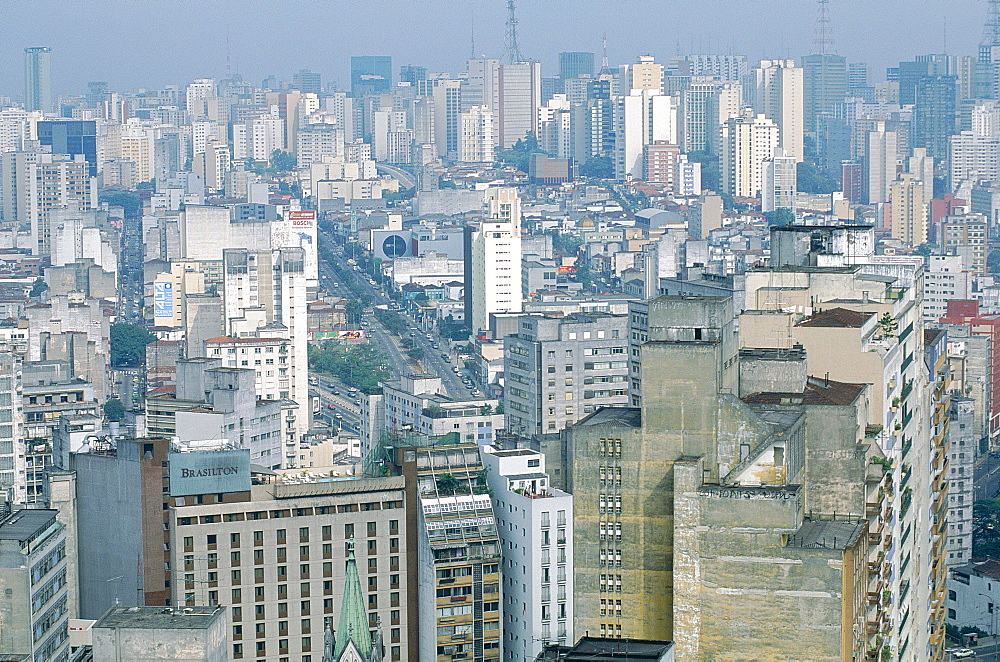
[0,0,987,95]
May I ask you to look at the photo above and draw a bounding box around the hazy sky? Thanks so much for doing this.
[0,0,988,97]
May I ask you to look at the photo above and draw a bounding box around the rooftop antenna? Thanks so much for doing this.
[504,0,525,64]
[470,7,476,60]
[225,36,232,78]
[812,0,835,56]
[600,32,610,72]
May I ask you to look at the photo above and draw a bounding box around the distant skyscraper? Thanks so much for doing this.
[292,68,321,94]
[753,59,804,162]
[801,53,847,135]
[23,47,52,112]
[720,113,779,198]
[559,52,595,80]
[621,55,663,94]
[399,64,427,85]
[351,56,392,97]
[497,61,541,148]
[914,74,959,160]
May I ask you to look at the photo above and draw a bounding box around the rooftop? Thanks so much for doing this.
[0,508,58,543]
[741,376,866,407]
[538,636,675,661]
[94,606,226,630]
[575,407,641,428]
[796,307,874,329]
[786,518,866,550]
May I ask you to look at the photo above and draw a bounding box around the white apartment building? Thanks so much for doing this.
[247,114,285,162]
[459,106,495,163]
[614,90,679,180]
[481,447,574,662]
[761,151,797,212]
[948,397,975,566]
[0,352,25,502]
[923,255,973,323]
[753,59,804,162]
[471,213,522,334]
[721,112,779,199]
[119,120,156,183]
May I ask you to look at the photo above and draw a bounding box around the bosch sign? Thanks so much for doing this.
[289,211,315,227]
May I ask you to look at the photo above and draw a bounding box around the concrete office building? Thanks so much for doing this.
[753,59,804,162]
[947,397,975,566]
[0,352,25,503]
[504,313,630,437]
[860,122,899,205]
[923,255,973,323]
[470,189,523,335]
[0,508,70,661]
[621,56,663,94]
[481,447,574,661]
[90,606,228,662]
[678,80,742,154]
[939,214,988,276]
[24,47,52,113]
[498,62,541,149]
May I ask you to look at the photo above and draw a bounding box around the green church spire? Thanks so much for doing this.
[333,537,372,659]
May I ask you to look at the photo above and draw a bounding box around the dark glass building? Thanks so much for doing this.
[559,52,595,81]
[36,120,98,177]
[350,56,392,97]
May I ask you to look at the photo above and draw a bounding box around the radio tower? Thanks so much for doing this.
[504,0,525,64]
[812,0,835,55]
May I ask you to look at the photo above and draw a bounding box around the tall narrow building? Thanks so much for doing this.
[470,188,522,335]
[753,59,804,162]
[23,47,52,113]
[498,62,541,148]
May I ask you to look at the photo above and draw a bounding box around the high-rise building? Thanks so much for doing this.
[761,151,797,212]
[503,313,631,437]
[889,173,928,245]
[0,507,70,660]
[614,90,678,180]
[377,433,503,662]
[860,121,899,205]
[399,65,427,85]
[292,68,322,94]
[720,112,779,199]
[0,352,25,503]
[432,79,463,159]
[939,214,989,276]
[679,80,742,154]
[913,74,958,160]
[470,188,523,334]
[559,52,595,81]
[459,106,495,163]
[753,59,804,162]
[621,55,663,95]
[498,61,541,148]
[351,56,392,97]
[23,47,52,113]
[36,120,98,176]
[481,446,574,660]
[801,53,847,135]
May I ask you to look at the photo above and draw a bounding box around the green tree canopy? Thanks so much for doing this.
[270,149,297,172]
[103,398,126,422]
[110,322,156,368]
[796,162,840,195]
[29,277,48,298]
[496,132,546,173]
[100,190,142,219]
[763,208,796,226]
[579,156,614,179]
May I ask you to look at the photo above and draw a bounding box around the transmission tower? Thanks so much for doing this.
[504,0,525,64]
[812,0,835,55]
[984,0,1000,47]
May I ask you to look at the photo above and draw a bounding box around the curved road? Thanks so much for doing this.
[377,163,417,190]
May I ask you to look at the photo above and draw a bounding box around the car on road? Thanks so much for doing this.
[332,391,341,395]
[950,649,977,659]
[441,354,451,362]
[452,367,460,373]
[465,383,474,389]
[327,404,336,410]
[335,414,343,419]
[354,400,362,406]
[472,389,483,396]
[432,343,439,349]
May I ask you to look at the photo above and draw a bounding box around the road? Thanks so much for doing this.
[314,232,484,400]
[976,454,1000,501]
[376,163,417,190]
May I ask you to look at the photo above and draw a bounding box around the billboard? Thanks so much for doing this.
[289,210,315,228]
[311,330,366,341]
[168,449,251,497]
[153,281,174,318]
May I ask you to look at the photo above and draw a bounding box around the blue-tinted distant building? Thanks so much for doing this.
[351,56,392,97]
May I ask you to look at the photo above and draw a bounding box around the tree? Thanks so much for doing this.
[103,398,126,422]
[345,300,364,326]
[686,150,720,192]
[496,132,546,173]
[575,260,593,289]
[269,149,297,173]
[579,156,614,179]
[763,208,796,226]
[29,277,48,298]
[796,162,840,194]
[110,322,156,368]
